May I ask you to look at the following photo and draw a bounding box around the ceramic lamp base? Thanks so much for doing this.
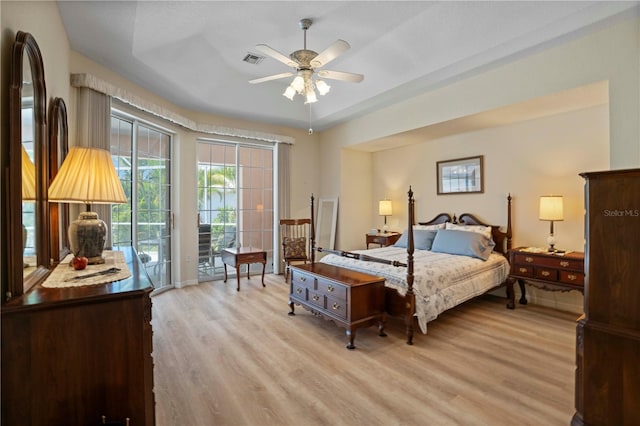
[69,211,107,264]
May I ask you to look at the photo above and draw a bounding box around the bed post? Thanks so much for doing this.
[504,193,516,309]
[506,193,512,252]
[405,187,416,345]
[310,194,315,263]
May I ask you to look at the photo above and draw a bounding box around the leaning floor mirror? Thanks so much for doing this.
[315,198,338,250]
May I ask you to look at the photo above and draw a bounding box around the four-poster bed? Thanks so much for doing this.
[304,188,514,345]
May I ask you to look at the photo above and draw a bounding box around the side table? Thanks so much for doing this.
[508,247,584,305]
[366,232,401,248]
[221,247,267,291]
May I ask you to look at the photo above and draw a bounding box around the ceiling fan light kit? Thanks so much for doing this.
[250,18,363,106]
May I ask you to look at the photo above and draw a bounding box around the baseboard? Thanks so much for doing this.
[174,278,199,288]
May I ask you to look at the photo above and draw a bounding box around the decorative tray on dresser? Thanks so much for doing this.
[288,263,386,349]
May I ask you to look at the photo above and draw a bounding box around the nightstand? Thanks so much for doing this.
[509,247,584,305]
[366,232,401,248]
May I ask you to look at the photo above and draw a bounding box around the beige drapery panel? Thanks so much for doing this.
[275,142,291,274]
[74,87,114,248]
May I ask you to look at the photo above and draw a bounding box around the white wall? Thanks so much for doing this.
[372,105,609,251]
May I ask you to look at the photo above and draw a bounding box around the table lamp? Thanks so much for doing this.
[539,195,564,252]
[379,199,393,233]
[21,145,36,254]
[48,147,127,264]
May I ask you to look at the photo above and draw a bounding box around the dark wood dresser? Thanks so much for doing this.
[1,247,155,426]
[288,263,386,349]
[572,169,640,426]
[509,247,584,304]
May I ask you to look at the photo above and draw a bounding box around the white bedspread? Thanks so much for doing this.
[319,247,509,334]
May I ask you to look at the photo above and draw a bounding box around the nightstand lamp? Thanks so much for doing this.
[379,199,392,233]
[48,147,127,264]
[539,195,564,252]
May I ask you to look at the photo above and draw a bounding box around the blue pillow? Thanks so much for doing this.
[431,229,495,260]
[394,229,438,250]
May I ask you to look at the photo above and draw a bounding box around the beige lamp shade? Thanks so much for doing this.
[48,147,127,204]
[379,200,393,217]
[21,145,36,200]
[539,196,564,221]
[48,147,126,264]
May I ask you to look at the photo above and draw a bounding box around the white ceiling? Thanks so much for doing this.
[58,1,638,132]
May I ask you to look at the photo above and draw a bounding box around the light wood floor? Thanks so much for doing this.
[151,274,578,426]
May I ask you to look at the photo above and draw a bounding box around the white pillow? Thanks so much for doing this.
[445,222,493,240]
[414,223,446,231]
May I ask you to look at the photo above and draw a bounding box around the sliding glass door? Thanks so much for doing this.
[111,112,173,290]
[197,140,273,282]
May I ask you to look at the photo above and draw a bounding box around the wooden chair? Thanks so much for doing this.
[279,218,311,283]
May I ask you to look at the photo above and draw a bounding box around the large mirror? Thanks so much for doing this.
[6,31,49,300]
[49,97,70,262]
[316,198,338,250]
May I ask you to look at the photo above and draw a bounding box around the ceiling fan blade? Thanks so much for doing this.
[249,72,294,84]
[316,69,364,83]
[255,44,298,68]
[310,39,350,68]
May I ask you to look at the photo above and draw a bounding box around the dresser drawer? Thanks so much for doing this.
[513,253,582,270]
[242,252,265,263]
[512,264,533,277]
[291,270,314,289]
[538,256,582,271]
[513,253,539,265]
[535,267,558,281]
[316,278,347,301]
[560,271,584,285]
[308,290,325,309]
[291,283,307,300]
[369,236,386,245]
[326,295,347,320]
[291,270,314,302]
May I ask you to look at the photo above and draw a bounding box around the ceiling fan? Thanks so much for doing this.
[249,18,364,104]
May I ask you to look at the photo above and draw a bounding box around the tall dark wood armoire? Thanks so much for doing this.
[573,169,640,426]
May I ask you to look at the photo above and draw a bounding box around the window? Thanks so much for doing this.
[197,140,274,281]
[111,112,173,290]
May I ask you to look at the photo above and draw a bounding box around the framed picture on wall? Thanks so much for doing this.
[437,155,484,195]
